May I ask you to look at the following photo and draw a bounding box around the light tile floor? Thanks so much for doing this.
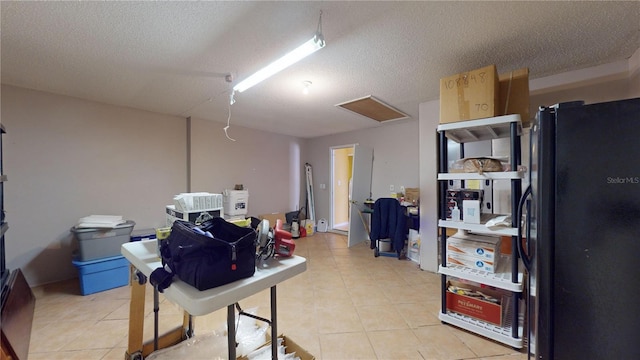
[28,232,528,359]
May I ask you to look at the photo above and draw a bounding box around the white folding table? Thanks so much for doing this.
[121,240,307,359]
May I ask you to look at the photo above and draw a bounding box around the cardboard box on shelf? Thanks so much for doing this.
[499,67,530,128]
[447,252,497,273]
[446,280,509,326]
[440,64,500,124]
[500,235,528,255]
[447,232,500,261]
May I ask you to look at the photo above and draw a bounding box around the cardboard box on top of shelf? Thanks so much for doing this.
[440,64,500,124]
[499,67,531,128]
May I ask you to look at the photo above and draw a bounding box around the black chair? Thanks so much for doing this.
[369,198,407,258]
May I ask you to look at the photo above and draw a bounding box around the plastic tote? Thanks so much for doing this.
[71,220,135,261]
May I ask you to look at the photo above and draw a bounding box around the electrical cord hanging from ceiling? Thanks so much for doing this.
[224,90,236,141]
[179,73,237,142]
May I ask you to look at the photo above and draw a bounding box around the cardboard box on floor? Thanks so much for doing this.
[439,64,500,124]
[499,67,530,128]
[238,335,315,360]
[259,213,286,226]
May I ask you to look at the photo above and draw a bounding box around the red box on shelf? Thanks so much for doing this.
[445,281,508,326]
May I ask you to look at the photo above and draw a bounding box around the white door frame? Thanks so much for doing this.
[330,144,355,233]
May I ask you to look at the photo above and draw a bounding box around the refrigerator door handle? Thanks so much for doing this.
[517,185,532,271]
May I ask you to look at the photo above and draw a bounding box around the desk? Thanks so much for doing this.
[358,203,419,258]
[121,240,307,359]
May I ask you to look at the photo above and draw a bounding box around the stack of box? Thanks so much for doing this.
[446,231,500,273]
[439,64,530,127]
[70,216,135,295]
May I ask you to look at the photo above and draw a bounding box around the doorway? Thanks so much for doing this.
[330,146,353,233]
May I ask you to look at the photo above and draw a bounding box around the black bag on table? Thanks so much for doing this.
[151,218,257,291]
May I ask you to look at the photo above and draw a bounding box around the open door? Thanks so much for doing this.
[330,146,353,233]
[347,144,373,247]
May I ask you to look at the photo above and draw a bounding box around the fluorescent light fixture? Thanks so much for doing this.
[233,34,325,93]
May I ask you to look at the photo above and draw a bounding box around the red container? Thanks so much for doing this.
[445,281,507,326]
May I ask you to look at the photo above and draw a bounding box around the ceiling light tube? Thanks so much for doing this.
[233,34,325,93]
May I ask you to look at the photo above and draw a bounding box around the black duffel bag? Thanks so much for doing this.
[151,218,257,291]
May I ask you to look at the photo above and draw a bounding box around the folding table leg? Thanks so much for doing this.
[227,304,236,359]
[271,286,277,360]
[153,286,159,351]
[126,267,146,360]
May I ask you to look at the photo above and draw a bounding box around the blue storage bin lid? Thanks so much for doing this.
[72,254,125,265]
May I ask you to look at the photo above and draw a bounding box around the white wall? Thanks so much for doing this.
[305,120,419,224]
[2,85,187,285]
[2,85,308,285]
[189,116,305,216]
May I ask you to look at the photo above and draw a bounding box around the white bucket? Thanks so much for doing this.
[316,218,328,232]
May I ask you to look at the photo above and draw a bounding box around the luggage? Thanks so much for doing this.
[152,218,257,291]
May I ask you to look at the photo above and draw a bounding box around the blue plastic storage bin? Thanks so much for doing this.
[72,255,129,295]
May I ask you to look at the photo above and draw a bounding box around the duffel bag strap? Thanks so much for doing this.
[151,229,177,292]
[150,266,174,293]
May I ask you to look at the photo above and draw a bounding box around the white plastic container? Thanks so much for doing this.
[316,218,328,232]
[223,190,249,216]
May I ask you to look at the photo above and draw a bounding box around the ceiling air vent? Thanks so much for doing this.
[335,95,409,122]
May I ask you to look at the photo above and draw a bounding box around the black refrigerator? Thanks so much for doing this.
[521,97,640,359]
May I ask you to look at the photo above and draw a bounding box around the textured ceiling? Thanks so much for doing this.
[2,1,639,138]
